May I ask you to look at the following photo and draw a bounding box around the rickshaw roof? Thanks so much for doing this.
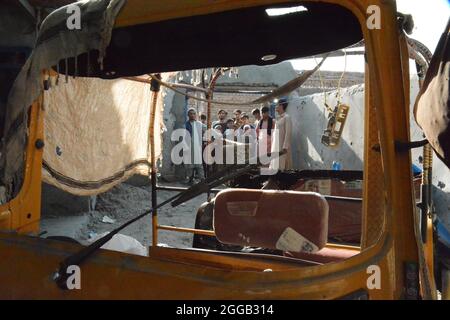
[51,0,363,78]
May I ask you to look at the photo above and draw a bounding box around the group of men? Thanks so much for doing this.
[184,98,292,183]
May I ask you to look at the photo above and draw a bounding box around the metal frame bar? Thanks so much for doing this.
[158,225,215,236]
[157,184,362,202]
[149,75,160,246]
[155,185,222,193]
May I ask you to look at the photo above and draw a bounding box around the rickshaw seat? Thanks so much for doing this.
[213,189,329,253]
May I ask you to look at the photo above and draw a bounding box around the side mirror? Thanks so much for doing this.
[213,189,329,253]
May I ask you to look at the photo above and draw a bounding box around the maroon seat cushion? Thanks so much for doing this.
[214,189,329,253]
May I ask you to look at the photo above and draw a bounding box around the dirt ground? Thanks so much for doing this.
[40,180,210,248]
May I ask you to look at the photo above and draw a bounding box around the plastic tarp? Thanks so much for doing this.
[42,76,164,195]
[89,232,148,256]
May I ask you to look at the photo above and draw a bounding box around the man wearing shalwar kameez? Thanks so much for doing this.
[270,98,292,171]
[185,108,205,183]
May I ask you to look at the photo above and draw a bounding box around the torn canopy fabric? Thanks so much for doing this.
[415,19,450,169]
[42,76,163,196]
[0,0,126,201]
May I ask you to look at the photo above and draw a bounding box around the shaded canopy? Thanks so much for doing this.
[53,2,363,78]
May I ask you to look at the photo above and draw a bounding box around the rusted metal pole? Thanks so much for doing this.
[155,185,222,193]
[157,224,215,237]
[150,74,161,246]
[205,69,225,200]
[206,68,224,130]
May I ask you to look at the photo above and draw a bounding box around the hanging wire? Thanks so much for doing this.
[35,8,42,41]
[336,49,348,105]
[314,56,331,112]
[314,48,348,111]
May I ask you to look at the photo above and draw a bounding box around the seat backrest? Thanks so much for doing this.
[214,189,329,253]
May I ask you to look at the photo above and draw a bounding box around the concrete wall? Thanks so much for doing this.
[160,73,185,181]
[216,62,299,86]
[286,85,365,171]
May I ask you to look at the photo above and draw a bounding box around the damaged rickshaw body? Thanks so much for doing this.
[0,0,440,299]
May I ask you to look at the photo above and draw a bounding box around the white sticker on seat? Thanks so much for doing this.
[275,227,319,253]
